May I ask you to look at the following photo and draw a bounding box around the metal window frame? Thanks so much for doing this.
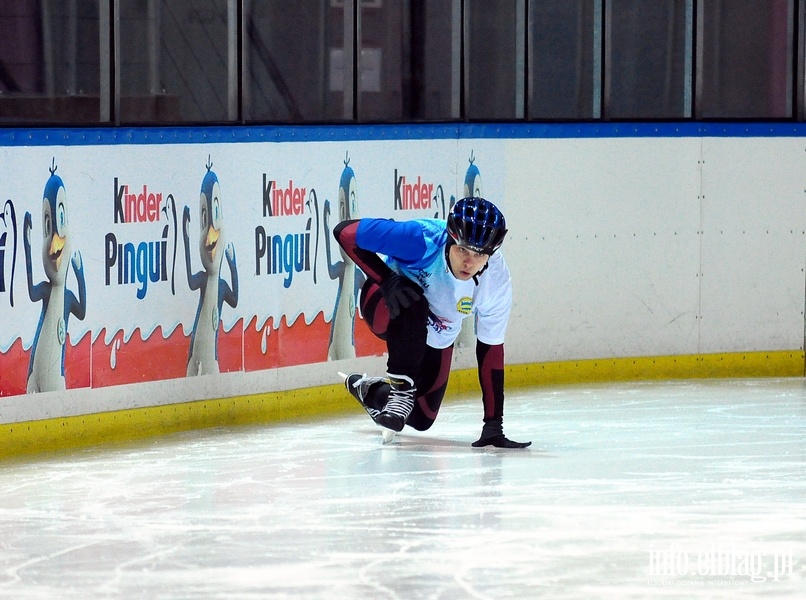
[593,0,602,119]
[227,0,239,121]
[525,0,533,119]
[694,0,705,119]
[100,0,112,122]
[112,0,121,124]
[452,0,462,118]
[785,0,796,119]
[799,0,806,119]
[683,0,693,118]
[343,0,357,120]
[462,0,470,119]
[515,0,526,118]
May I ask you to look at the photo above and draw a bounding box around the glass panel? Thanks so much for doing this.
[358,0,454,122]
[245,0,337,122]
[606,0,688,119]
[698,0,792,119]
[0,0,101,124]
[466,0,519,120]
[118,0,230,124]
[530,0,596,120]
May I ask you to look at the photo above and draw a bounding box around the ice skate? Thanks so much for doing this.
[339,372,401,443]
[374,373,415,433]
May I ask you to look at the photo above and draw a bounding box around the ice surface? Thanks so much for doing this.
[0,378,804,599]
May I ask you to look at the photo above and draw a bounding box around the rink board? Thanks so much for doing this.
[0,122,805,455]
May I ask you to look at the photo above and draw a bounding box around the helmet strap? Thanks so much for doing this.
[472,262,488,285]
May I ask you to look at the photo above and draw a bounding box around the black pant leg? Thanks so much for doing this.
[359,277,428,378]
[406,344,454,431]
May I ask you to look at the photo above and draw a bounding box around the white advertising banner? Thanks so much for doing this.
[0,130,505,401]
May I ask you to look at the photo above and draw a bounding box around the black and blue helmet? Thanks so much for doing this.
[446,197,507,255]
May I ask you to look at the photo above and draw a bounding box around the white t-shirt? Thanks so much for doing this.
[356,218,512,349]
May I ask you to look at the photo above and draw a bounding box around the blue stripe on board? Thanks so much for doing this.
[1,121,806,146]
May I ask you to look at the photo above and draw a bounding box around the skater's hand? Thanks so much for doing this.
[472,434,531,449]
[380,273,420,319]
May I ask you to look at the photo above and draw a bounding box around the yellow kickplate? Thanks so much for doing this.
[2,350,803,460]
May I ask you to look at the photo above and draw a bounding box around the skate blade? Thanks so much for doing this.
[380,428,396,444]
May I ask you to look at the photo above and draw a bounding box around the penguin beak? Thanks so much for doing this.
[205,225,219,258]
[49,232,65,270]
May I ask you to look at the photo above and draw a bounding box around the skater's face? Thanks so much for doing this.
[448,244,489,280]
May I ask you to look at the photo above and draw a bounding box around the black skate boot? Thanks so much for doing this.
[374,373,415,433]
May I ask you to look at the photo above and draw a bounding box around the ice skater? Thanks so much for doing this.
[334,196,530,448]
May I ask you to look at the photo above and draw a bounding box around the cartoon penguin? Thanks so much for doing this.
[324,154,364,360]
[23,161,86,393]
[463,151,483,199]
[183,158,238,376]
[1,199,18,307]
[457,152,483,348]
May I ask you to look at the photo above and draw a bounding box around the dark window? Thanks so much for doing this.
[245,0,334,122]
[606,0,689,119]
[411,1,456,120]
[529,0,597,120]
[697,0,793,119]
[0,0,101,124]
[119,0,231,124]
[465,0,520,120]
[358,0,455,122]
[244,0,457,123]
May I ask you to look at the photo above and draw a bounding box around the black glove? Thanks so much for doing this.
[472,419,531,449]
[380,273,421,319]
